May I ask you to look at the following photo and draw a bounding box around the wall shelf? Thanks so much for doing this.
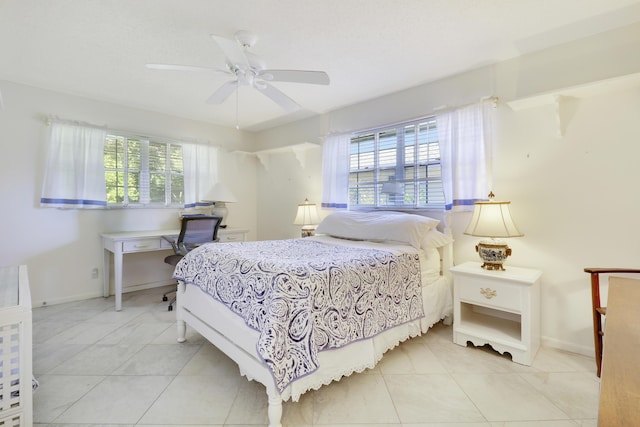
[232,142,320,169]
[506,73,640,137]
[507,72,640,111]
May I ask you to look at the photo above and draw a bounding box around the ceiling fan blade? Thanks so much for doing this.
[256,83,301,112]
[260,69,330,85]
[206,81,239,104]
[211,34,249,69]
[145,63,229,74]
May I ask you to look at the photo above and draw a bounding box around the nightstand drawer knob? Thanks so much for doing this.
[480,287,497,299]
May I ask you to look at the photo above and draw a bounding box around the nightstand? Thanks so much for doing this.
[450,261,542,365]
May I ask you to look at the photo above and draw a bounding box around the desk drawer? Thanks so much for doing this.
[219,232,244,242]
[123,239,161,253]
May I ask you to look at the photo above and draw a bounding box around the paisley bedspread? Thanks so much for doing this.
[173,238,424,391]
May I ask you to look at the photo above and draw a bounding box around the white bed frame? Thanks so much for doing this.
[175,211,453,427]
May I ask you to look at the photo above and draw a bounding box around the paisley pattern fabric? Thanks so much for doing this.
[173,239,424,391]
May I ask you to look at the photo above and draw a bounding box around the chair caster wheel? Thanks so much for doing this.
[168,306,173,311]
[162,296,168,301]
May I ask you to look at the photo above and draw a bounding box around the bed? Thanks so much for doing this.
[173,210,454,427]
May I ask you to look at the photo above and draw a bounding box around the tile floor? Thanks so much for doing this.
[33,285,600,426]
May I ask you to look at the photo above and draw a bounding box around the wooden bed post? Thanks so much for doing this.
[176,281,186,343]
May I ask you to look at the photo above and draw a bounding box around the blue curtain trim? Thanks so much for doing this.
[184,201,214,208]
[445,198,482,211]
[40,198,107,207]
[321,202,348,209]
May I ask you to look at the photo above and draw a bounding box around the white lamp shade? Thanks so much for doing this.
[204,182,238,203]
[293,199,320,226]
[464,200,523,238]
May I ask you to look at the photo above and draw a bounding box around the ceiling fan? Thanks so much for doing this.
[146,30,330,112]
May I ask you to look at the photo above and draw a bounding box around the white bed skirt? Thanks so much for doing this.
[178,274,452,402]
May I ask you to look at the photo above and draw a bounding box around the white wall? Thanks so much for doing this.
[255,146,324,241]
[254,22,640,356]
[491,90,640,354]
[0,81,258,306]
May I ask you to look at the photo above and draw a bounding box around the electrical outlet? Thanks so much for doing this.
[91,267,99,279]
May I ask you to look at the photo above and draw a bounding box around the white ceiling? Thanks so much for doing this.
[1,0,640,131]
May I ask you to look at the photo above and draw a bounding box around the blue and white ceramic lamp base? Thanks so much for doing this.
[476,238,512,270]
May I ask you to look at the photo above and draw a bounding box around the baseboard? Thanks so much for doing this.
[32,279,176,308]
[119,279,176,294]
[541,335,593,358]
[33,290,105,308]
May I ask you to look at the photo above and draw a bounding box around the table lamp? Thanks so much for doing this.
[464,192,523,270]
[203,182,238,228]
[293,198,320,237]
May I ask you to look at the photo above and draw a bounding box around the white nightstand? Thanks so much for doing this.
[450,261,542,365]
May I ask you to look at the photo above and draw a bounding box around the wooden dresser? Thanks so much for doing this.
[598,276,640,425]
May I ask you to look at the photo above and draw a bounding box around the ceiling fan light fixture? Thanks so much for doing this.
[234,30,257,48]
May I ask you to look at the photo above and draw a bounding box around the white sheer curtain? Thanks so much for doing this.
[40,120,107,209]
[182,142,218,209]
[437,99,493,211]
[321,133,350,209]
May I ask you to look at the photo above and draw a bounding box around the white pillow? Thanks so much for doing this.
[421,229,454,249]
[315,211,439,249]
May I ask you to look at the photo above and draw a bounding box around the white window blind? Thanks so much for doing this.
[349,117,444,208]
[104,134,184,206]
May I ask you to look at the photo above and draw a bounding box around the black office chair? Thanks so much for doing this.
[163,215,223,311]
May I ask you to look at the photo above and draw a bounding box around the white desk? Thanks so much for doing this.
[101,228,248,311]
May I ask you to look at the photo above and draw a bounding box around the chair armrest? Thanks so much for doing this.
[181,239,218,253]
[176,242,190,256]
[584,268,640,274]
[162,235,183,254]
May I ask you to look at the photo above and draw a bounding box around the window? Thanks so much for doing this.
[349,117,444,208]
[104,134,184,206]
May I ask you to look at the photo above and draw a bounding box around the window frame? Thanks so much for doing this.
[348,116,444,210]
[104,132,185,208]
